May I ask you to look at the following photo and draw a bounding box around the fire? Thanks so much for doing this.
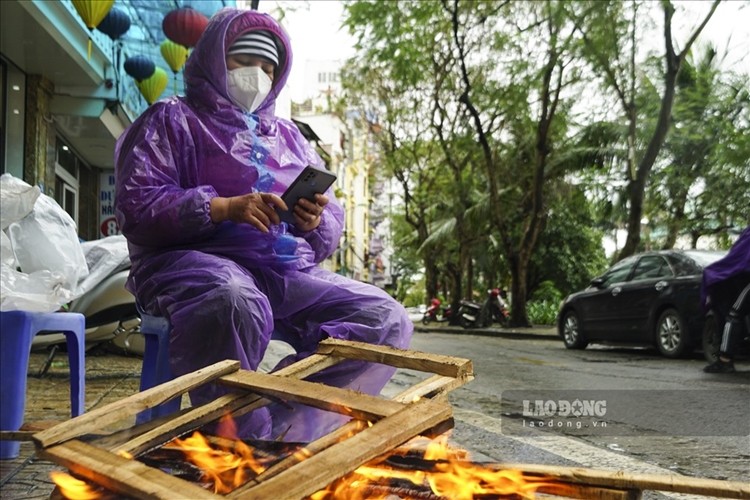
[50,471,103,500]
[51,415,568,499]
[311,435,566,500]
[164,431,266,494]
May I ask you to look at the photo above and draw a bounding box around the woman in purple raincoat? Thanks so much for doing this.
[114,8,413,441]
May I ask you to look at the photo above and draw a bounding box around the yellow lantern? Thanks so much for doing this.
[160,40,189,93]
[71,0,115,60]
[137,67,168,105]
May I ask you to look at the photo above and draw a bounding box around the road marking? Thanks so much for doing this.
[453,408,708,499]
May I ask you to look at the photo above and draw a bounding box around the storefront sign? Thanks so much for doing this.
[100,172,120,237]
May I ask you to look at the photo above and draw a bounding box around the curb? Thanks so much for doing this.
[412,323,559,341]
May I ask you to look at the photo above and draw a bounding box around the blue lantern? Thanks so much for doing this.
[124,55,155,82]
[97,7,131,41]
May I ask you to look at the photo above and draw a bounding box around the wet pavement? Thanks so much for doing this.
[0,325,556,499]
[0,348,144,499]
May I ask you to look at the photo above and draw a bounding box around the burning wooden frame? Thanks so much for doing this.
[32,339,469,499]
[25,339,750,499]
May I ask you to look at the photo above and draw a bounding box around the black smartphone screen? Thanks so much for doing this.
[276,166,337,224]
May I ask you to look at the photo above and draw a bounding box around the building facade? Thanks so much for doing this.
[0,0,234,241]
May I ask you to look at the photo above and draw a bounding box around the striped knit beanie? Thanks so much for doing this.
[227,30,279,66]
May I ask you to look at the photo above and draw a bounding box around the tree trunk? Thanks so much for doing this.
[509,255,531,327]
[618,0,718,259]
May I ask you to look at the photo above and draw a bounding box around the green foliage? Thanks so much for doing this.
[341,0,746,321]
[530,280,563,304]
[526,300,560,326]
[529,188,609,297]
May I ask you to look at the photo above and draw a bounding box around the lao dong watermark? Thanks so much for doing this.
[521,398,607,430]
[502,390,750,436]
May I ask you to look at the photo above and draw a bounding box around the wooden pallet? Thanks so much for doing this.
[26,338,750,499]
[32,339,472,499]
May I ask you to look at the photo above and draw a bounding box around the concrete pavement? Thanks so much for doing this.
[0,323,557,498]
[414,321,559,340]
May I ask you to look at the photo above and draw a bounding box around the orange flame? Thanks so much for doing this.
[311,435,565,500]
[51,415,568,499]
[50,471,102,500]
[164,431,266,494]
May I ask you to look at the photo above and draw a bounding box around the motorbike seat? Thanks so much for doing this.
[0,310,86,459]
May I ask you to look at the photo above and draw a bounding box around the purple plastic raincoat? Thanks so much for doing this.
[701,226,750,312]
[114,8,412,442]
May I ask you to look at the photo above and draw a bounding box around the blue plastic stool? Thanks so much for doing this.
[136,311,180,424]
[0,310,86,459]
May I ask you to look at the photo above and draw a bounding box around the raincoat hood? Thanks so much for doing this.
[184,8,292,117]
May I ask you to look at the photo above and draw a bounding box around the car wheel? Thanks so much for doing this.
[655,308,691,358]
[561,310,588,349]
[701,312,721,363]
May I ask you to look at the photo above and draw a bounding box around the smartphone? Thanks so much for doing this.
[276,166,337,224]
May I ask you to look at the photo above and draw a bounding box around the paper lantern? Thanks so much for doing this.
[160,40,189,94]
[124,55,155,82]
[160,40,188,74]
[71,0,114,59]
[162,7,209,48]
[96,7,130,41]
[137,67,168,105]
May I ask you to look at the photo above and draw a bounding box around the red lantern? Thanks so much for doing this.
[162,7,209,49]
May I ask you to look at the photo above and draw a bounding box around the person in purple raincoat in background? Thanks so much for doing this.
[701,226,750,373]
[114,8,413,441]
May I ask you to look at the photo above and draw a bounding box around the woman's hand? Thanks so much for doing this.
[292,193,329,232]
[210,193,287,233]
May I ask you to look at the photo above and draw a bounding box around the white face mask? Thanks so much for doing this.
[227,66,273,113]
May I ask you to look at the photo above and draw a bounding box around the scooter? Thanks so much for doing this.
[458,299,487,329]
[459,289,510,329]
[422,298,453,325]
[486,288,510,327]
[31,236,143,373]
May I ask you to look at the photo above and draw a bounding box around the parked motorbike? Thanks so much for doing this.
[459,288,510,329]
[31,236,143,372]
[422,298,453,325]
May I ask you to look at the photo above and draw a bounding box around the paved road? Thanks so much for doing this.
[385,329,750,499]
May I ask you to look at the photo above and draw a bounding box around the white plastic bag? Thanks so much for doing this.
[0,174,88,312]
[0,174,39,231]
[75,235,130,297]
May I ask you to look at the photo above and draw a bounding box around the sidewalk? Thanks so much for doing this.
[0,324,557,498]
[414,321,559,340]
[1,349,145,499]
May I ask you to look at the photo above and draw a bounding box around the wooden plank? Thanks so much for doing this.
[271,353,342,379]
[112,392,266,457]
[0,430,35,441]
[33,360,240,448]
[392,374,473,403]
[537,483,641,500]
[494,464,750,499]
[219,370,406,421]
[113,354,346,457]
[238,420,370,490]
[39,440,221,500]
[228,398,453,499]
[316,338,473,379]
